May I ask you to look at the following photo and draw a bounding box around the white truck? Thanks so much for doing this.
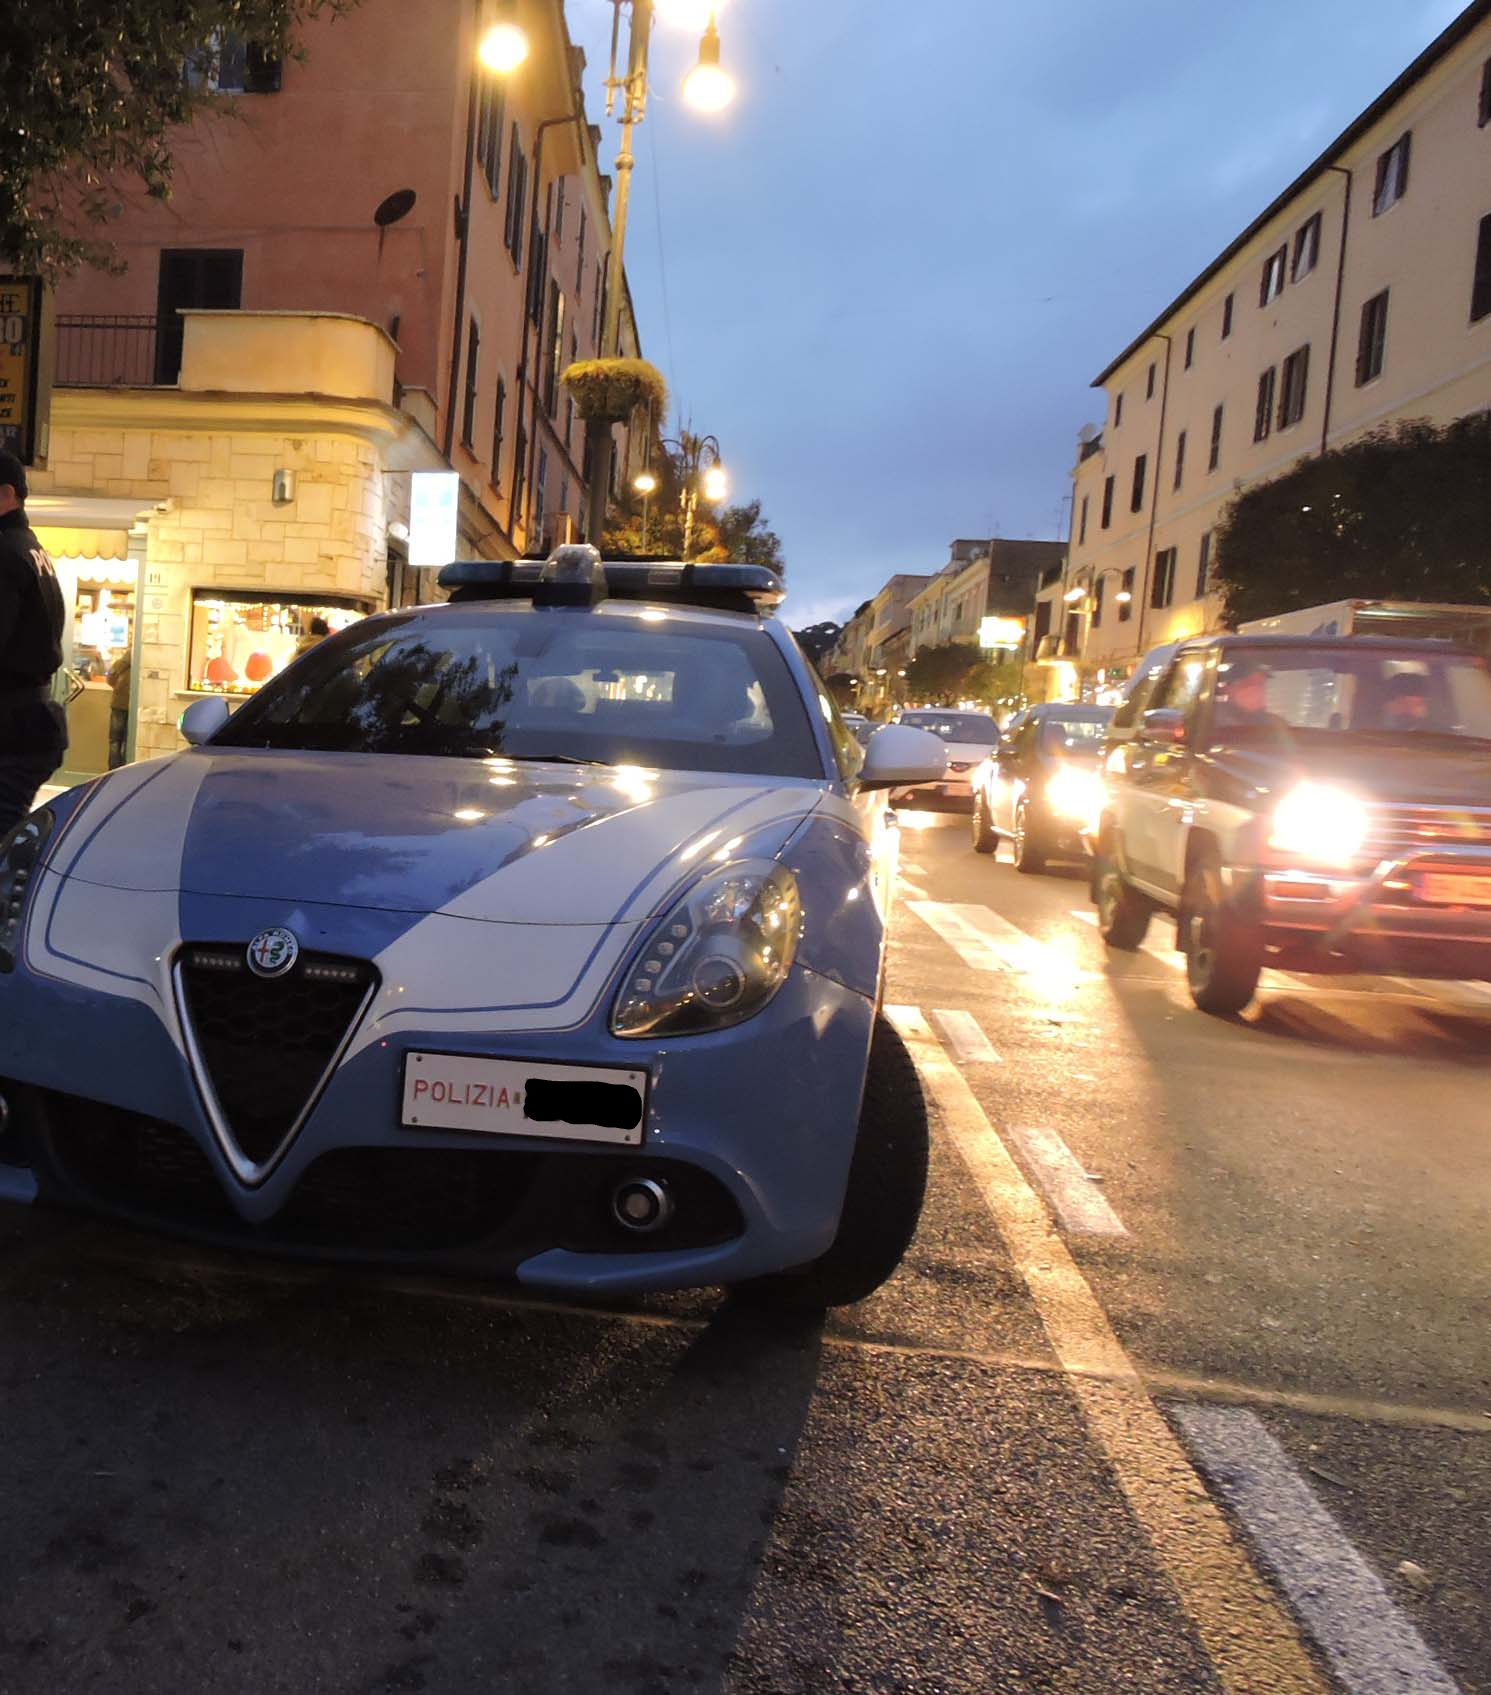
[1239,599,1491,656]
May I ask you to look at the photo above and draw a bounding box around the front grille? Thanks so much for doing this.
[44,1096,541,1253]
[177,946,377,1165]
[1364,804,1491,863]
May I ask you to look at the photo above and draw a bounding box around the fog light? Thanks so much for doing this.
[611,1177,674,1234]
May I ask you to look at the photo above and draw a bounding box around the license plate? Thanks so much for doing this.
[401,1053,648,1146]
[1417,872,1491,908]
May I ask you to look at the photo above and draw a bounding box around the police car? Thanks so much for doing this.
[0,547,948,1307]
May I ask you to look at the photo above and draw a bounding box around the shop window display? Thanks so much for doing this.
[188,591,367,696]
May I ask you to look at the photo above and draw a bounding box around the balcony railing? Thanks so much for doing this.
[55,315,166,387]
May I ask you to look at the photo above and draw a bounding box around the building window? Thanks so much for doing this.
[1480,59,1491,127]
[187,591,365,696]
[1209,403,1224,470]
[1078,495,1089,545]
[1173,430,1186,491]
[512,423,527,530]
[1254,367,1276,442]
[477,80,506,196]
[544,284,566,417]
[1119,568,1135,621]
[461,317,480,449]
[1151,547,1177,609]
[576,208,587,292]
[593,262,607,349]
[1146,362,1156,400]
[490,374,507,490]
[1130,454,1147,514]
[1115,392,1124,427]
[1184,327,1195,369]
[1093,576,1106,626]
[1372,133,1411,216]
[1356,290,1389,385]
[554,179,565,242]
[185,35,282,93]
[535,447,549,544]
[1101,475,1115,528]
[1279,344,1310,429]
[1197,531,1213,598]
[503,125,527,265]
[1222,293,1234,338]
[1472,213,1491,323]
[1292,212,1322,281]
[1260,246,1287,306]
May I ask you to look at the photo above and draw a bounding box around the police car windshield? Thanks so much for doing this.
[213,608,826,778]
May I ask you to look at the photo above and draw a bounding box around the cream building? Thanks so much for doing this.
[908,540,1062,659]
[1066,0,1491,683]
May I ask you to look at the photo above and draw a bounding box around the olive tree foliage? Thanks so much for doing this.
[1212,413,1491,627]
[2,0,356,276]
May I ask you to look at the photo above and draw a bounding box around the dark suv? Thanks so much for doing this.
[1094,635,1491,1013]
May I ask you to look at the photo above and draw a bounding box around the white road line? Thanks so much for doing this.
[887,1005,1328,1695]
[907,901,1013,973]
[929,1008,1002,1065]
[1174,1407,1462,1695]
[899,879,929,903]
[900,860,929,877]
[1007,1124,1129,1237]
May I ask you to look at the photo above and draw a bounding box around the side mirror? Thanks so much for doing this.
[1139,707,1188,747]
[858,724,947,791]
[180,695,232,746]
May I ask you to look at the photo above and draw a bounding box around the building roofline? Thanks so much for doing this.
[1091,0,1491,388]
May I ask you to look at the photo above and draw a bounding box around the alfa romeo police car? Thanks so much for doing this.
[0,547,948,1307]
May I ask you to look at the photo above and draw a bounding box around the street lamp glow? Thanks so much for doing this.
[684,21,736,113]
[1063,585,1086,604]
[702,464,729,502]
[633,470,658,495]
[654,0,726,29]
[478,21,529,73]
[1115,589,1133,604]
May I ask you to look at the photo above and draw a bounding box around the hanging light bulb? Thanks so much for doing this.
[683,18,736,113]
[703,464,729,502]
[478,3,529,74]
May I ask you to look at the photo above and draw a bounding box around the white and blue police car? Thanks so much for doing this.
[0,546,948,1307]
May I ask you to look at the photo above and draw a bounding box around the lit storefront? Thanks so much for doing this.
[186,590,369,697]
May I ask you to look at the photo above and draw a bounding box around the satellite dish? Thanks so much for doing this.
[374,189,417,228]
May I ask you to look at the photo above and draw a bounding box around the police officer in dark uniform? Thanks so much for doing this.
[0,450,67,834]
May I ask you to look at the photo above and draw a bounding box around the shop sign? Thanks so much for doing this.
[0,278,43,465]
[979,615,1027,651]
[408,471,460,568]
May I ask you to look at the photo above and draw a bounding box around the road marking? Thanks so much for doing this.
[907,901,1013,972]
[1007,1124,1129,1236]
[900,859,928,877]
[899,878,929,903]
[929,1008,1002,1064]
[887,1005,1329,1695]
[1174,1407,1462,1695]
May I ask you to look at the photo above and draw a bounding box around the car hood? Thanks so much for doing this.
[51,750,825,924]
[941,741,995,766]
[1208,738,1491,806]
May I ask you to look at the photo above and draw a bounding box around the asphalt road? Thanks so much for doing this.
[2,810,1488,1694]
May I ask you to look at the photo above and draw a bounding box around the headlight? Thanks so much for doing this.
[0,809,56,974]
[612,859,802,1038]
[1269,783,1370,866]
[1043,764,1106,829]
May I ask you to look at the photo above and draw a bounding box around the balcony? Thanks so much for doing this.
[55,315,166,387]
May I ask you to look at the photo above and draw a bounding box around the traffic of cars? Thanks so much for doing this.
[0,547,950,1308]
[969,704,1110,873]
[882,708,1001,810]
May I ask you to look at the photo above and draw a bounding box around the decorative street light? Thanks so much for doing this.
[585,2,739,542]
[653,432,726,560]
[478,2,530,72]
[631,468,659,549]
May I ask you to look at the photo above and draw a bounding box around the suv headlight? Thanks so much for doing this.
[1269,783,1369,867]
[612,859,802,1038]
[0,809,56,973]
[1044,764,1105,829]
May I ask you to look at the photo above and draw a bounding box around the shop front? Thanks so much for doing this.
[185,589,369,697]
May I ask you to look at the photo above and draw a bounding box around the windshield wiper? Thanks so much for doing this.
[513,753,615,768]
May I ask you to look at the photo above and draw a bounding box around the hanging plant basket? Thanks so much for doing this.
[561,358,669,425]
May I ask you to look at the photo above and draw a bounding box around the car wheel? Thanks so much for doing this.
[1012,802,1046,875]
[1095,844,1152,949]
[972,790,998,854]
[1182,852,1263,1016]
[734,1016,929,1312]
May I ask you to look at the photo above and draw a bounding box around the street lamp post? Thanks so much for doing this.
[586,3,736,544]
[1063,566,1133,679]
[662,432,726,559]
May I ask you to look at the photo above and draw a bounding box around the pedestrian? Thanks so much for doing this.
[0,449,67,834]
[295,615,331,659]
[107,649,132,770]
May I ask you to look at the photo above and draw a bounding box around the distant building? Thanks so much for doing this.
[907,539,1063,658]
[1066,0,1491,684]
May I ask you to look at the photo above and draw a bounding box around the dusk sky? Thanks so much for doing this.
[566,0,1466,628]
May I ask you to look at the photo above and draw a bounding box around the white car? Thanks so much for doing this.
[890,710,1001,810]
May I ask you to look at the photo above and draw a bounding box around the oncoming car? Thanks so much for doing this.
[889,709,1001,810]
[971,705,1110,872]
[0,548,950,1308]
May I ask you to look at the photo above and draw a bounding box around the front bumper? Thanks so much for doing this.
[894,775,974,811]
[1242,843,1491,976]
[0,948,877,1296]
